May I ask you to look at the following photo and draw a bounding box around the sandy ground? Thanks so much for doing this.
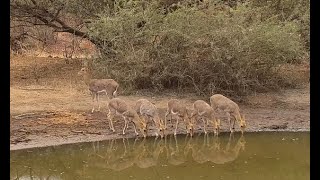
[10,56,310,150]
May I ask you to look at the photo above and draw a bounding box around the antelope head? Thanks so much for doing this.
[158,119,166,138]
[138,118,148,138]
[187,121,195,137]
[239,114,246,134]
[186,109,196,137]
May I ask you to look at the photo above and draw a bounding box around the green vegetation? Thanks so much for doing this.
[10,0,309,96]
[88,0,309,96]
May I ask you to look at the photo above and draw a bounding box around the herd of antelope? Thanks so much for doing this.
[78,66,247,138]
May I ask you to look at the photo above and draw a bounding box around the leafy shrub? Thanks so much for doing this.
[87,0,307,96]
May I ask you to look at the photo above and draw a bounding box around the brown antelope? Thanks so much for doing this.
[134,99,165,138]
[107,98,147,137]
[165,99,194,136]
[210,94,246,133]
[191,100,220,135]
[78,67,119,113]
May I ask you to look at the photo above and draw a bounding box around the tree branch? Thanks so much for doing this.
[10,0,111,52]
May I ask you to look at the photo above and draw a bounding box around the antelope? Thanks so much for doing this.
[134,99,165,138]
[165,99,194,136]
[191,100,220,135]
[107,98,147,137]
[210,94,246,133]
[78,67,119,113]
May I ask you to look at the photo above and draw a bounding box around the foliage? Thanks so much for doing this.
[10,0,309,96]
[87,0,306,96]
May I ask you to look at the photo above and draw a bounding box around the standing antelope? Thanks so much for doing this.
[210,94,246,133]
[165,99,194,136]
[78,67,119,113]
[134,99,165,138]
[107,98,147,137]
[191,100,220,135]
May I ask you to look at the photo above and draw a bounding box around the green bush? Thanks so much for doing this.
[87,0,307,96]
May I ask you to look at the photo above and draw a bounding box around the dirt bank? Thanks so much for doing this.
[10,85,309,150]
[10,56,310,150]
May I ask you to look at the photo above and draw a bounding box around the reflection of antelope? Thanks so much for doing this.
[210,94,246,133]
[208,133,246,164]
[77,67,119,113]
[90,138,137,171]
[166,135,188,166]
[134,99,165,138]
[87,139,119,170]
[89,137,165,171]
[165,99,194,136]
[88,133,246,172]
[134,137,165,168]
[107,138,137,171]
[184,134,210,164]
[104,139,118,165]
[191,100,220,135]
[107,98,147,137]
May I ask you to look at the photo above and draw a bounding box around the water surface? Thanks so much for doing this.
[10,132,309,180]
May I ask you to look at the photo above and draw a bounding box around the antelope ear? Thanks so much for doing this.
[241,114,246,121]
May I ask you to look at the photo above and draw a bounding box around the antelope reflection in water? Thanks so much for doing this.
[88,137,166,171]
[10,133,247,179]
[208,133,246,164]
[88,133,246,171]
[184,133,246,164]
[166,135,189,166]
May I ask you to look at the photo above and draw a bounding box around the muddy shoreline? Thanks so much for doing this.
[10,100,310,151]
[10,130,310,151]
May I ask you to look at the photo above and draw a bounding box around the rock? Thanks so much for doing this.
[268,122,288,129]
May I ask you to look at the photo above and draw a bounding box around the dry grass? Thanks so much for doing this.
[10,55,309,115]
